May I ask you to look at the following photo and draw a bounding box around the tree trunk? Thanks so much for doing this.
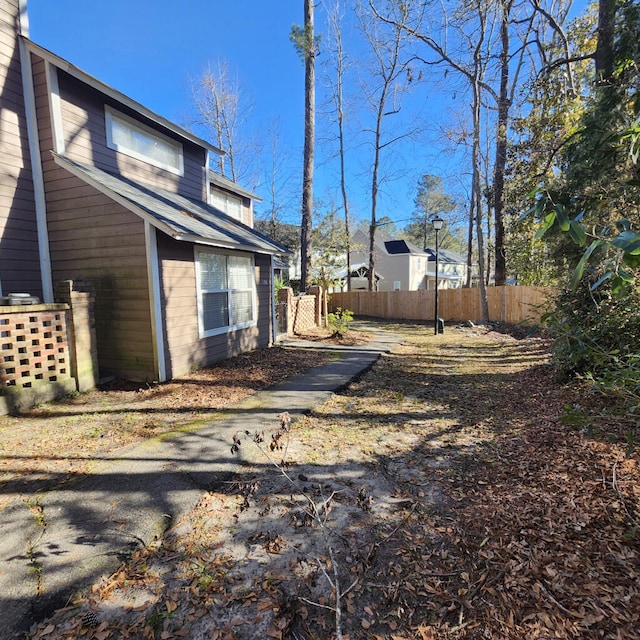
[368,101,384,292]
[465,209,473,288]
[493,0,511,287]
[300,0,316,291]
[595,0,616,82]
[333,7,351,291]
[472,52,489,322]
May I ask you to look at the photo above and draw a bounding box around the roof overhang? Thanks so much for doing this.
[339,263,384,280]
[52,153,288,256]
[210,172,262,202]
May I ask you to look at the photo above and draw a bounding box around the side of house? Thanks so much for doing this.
[425,247,468,289]
[1,1,287,384]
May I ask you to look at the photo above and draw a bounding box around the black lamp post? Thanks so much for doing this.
[432,216,444,335]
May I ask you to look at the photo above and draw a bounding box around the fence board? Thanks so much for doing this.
[328,286,551,325]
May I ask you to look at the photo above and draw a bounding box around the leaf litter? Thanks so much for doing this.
[27,322,639,639]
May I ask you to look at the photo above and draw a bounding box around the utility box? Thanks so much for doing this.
[437,318,445,334]
[0,293,41,306]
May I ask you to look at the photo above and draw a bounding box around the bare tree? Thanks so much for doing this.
[191,60,243,181]
[356,1,414,291]
[370,0,492,316]
[325,0,354,290]
[469,1,490,321]
[259,118,299,238]
[370,0,570,290]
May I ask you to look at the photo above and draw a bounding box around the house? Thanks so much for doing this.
[425,247,468,289]
[349,228,466,290]
[0,0,287,383]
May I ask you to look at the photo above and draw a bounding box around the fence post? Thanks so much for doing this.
[55,280,98,392]
[277,287,293,335]
[307,285,323,327]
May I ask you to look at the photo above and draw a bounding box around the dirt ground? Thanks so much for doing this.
[0,327,368,511]
[14,322,640,639]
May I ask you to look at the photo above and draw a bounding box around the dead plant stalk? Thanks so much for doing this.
[232,411,358,640]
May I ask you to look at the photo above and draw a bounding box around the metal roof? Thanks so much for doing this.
[425,247,466,264]
[52,154,288,255]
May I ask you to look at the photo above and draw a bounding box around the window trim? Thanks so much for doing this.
[195,248,257,338]
[105,106,184,176]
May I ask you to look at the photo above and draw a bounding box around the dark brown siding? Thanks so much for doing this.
[0,1,42,297]
[157,234,273,379]
[56,71,207,200]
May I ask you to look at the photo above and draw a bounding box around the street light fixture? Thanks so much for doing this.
[432,216,444,335]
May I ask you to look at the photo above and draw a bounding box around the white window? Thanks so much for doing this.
[394,281,402,291]
[105,106,184,175]
[196,250,256,336]
[210,188,243,221]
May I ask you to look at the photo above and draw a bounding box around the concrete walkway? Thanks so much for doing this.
[0,324,403,639]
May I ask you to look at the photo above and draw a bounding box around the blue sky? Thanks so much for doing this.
[26,0,590,231]
[27,2,304,148]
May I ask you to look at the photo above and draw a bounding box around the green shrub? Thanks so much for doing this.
[547,278,640,380]
[327,307,354,338]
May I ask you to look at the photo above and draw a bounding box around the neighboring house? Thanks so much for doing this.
[349,228,466,290]
[349,228,428,291]
[333,263,383,292]
[0,0,287,382]
[425,247,468,289]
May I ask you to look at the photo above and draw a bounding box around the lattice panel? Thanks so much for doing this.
[0,311,71,389]
[291,296,317,333]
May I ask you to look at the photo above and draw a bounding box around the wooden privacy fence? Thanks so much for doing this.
[328,286,551,325]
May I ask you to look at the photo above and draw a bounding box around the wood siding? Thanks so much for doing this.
[0,1,42,296]
[157,233,273,378]
[56,71,207,201]
[329,286,551,325]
